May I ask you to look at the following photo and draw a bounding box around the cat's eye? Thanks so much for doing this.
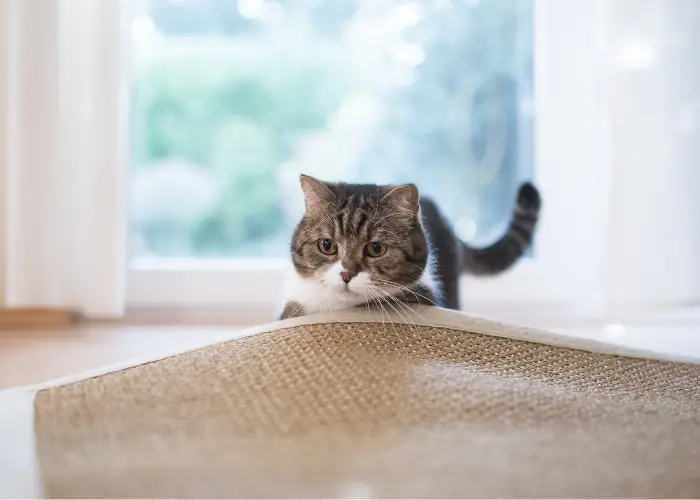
[365,241,387,258]
[318,238,338,255]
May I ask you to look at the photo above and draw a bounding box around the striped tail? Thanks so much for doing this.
[463,182,541,276]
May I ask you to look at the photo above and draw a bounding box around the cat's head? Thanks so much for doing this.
[290,174,429,301]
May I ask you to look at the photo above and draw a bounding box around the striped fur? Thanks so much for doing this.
[462,182,541,276]
[281,175,540,318]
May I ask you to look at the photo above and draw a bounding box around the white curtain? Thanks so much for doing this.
[541,0,700,314]
[0,0,127,317]
[601,0,700,310]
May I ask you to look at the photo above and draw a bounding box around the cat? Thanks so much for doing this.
[279,174,541,320]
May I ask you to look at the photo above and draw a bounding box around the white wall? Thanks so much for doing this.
[603,0,700,310]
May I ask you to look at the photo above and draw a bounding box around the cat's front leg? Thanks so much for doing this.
[279,301,306,320]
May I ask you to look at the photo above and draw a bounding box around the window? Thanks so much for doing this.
[131,0,533,256]
[127,0,604,318]
[1,0,695,319]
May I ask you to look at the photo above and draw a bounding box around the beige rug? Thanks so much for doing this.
[2,307,700,498]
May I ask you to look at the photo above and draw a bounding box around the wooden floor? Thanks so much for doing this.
[2,312,700,388]
[0,325,243,389]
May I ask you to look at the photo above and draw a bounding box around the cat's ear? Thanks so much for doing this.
[300,174,335,211]
[381,184,420,215]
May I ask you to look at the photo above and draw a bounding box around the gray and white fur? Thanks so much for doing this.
[280,175,541,319]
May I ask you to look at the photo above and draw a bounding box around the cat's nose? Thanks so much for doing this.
[340,270,356,284]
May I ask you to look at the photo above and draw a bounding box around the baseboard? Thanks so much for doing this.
[0,308,80,328]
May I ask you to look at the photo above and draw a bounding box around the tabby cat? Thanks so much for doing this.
[279,175,541,320]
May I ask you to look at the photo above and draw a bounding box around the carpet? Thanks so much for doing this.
[2,307,700,498]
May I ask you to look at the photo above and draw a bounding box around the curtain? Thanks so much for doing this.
[0,0,127,317]
[601,0,700,309]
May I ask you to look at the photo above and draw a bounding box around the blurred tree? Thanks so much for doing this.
[131,33,349,255]
[145,0,359,37]
[130,0,533,256]
[145,0,253,35]
[357,0,533,241]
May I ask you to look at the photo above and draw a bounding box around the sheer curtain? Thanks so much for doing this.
[601,0,700,310]
[0,0,127,317]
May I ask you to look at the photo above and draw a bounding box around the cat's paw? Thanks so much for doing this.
[517,182,541,212]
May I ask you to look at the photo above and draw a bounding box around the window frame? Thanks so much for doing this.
[125,0,608,321]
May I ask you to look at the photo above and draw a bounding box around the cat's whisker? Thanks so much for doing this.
[289,302,303,319]
[374,279,438,307]
[382,289,425,325]
[372,287,415,329]
[369,288,398,336]
[368,289,388,325]
[373,279,439,307]
[385,291,428,323]
[327,292,340,322]
[366,289,381,319]
[371,286,421,335]
[393,300,425,337]
[319,292,328,324]
[370,288,401,321]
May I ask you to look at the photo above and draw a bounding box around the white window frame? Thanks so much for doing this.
[125,0,609,321]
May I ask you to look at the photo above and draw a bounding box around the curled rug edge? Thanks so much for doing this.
[7,305,700,396]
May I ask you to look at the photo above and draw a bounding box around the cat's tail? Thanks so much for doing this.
[463,182,541,276]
